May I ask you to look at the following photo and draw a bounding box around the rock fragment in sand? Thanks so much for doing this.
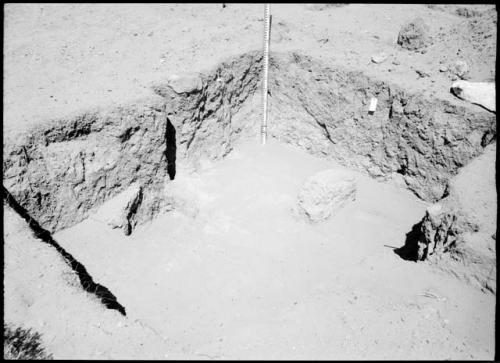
[416,69,430,78]
[167,74,203,94]
[371,52,388,64]
[92,183,143,235]
[449,60,469,79]
[297,169,356,222]
[397,18,430,51]
[450,80,496,112]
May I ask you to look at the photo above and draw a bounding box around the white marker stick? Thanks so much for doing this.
[369,97,378,114]
[261,4,271,145]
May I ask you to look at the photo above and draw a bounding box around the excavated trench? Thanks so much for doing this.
[3,50,496,313]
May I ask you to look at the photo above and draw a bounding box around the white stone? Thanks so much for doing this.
[450,80,495,112]
[371,52,388,64]
[369,97,378,113]
[167,74,203,94]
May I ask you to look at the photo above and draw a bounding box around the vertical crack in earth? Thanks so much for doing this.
[165,117,177,181]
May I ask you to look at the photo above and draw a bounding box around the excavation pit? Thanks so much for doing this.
[3,4,496,360]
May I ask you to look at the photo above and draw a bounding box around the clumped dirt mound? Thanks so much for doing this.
[397,18,431,52]
[396,143,496,293]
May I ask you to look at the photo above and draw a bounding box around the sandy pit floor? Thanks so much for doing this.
[53,140,495,360]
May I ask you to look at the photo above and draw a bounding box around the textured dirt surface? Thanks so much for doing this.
[3,3,496,133]
[3,3,497,360]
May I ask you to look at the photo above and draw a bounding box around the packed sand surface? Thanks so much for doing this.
[53,141,494,360]
[3,3,497,360]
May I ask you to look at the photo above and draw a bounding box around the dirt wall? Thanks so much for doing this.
[3,50,496,233]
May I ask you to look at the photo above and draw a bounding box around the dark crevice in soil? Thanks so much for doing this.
[302,105,335,144]
[481,129,496,147]
[21,146,31,164]
[394,221,423,261]
[441,183,451,199]
[119,126,140,143]
[124,187,143,236]
[165,117,177,180]
[396,164,408,176]
[3,185,127,316]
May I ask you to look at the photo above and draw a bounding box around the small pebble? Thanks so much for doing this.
[371,52,388,64]
[416,69,430,78]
